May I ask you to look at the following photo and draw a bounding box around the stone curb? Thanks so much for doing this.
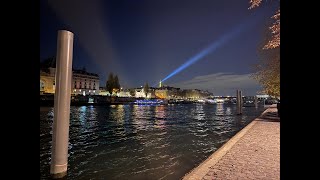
[182,107,272,180]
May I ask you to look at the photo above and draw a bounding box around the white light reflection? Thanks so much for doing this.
[195,104,205,120]
[115,105,125,124]
[215,103,224,116]
[79,106,87,126]
[226,107,232,116]
[132,105,150,130]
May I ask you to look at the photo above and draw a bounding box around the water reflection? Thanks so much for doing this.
[155,105,166,119]
[73,106,98,132]
[226,107,232,116]
[155,105,166,129]
[79,106,87,126]
[112,105,125,124]
[132,105,150,131]
[40,104,265,180]
[215,103,224,116]
[133,105,152,119]
[195,104,205,120]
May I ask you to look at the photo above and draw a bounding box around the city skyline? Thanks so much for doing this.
[40,0,278,95]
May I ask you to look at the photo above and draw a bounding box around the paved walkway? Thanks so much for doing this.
[183,105,280,180]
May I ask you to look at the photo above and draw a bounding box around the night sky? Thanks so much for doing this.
[40,0,278,96]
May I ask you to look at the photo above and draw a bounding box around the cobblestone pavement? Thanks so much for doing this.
[183,106,280,180]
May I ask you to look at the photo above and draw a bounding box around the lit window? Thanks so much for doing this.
[40,81,45,91]
[88,98,94,103]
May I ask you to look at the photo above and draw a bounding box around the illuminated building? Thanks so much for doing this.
[40,67,56,94]
[98,87,109,96]
[72,69,99,95]
[134,88,155,98]
[155,89,169,99]
[40,58,100,95]
[117,89,132,97]
[155,86,180,99]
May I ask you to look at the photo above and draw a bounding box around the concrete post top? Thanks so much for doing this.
[58,30,74,36]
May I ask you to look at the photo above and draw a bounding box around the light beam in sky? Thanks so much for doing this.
[157,18,258,87]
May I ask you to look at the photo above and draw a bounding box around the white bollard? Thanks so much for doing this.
[236,90,243,115]
[50,30,74,179]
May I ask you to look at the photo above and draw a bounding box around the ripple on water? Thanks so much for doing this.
[40,104,265,180]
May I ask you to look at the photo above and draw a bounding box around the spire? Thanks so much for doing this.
[159,80,162,88]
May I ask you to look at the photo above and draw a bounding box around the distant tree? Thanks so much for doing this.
[40,57,56,70]
[252,47,280,98]
[114,75,120,92]
[106,73,121,95]
[129,89,135,97]
[143,82,149,98]
[249,0,280,49]
[106,73,114,95]
[249,0,280,98]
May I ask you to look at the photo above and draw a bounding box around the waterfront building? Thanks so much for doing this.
[99,87,132,97]
[181,89,213,100]
[117,89,132,97]
[98,87,110,96]
[72,69,99,95]
[134,88,155,98]
[40,67,56,94]
[40,58,100,95]
[155,89,169,99]
[155,86,180,99]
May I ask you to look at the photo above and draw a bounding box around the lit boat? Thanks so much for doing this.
[134,99,166,105]
[205,98,224,104]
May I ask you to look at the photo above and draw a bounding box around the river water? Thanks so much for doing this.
[40,104,265,179]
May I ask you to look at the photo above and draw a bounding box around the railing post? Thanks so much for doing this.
[236,90,242,115]
[254,95,258,108]
[240,90,243,114]
[236,90,239,114]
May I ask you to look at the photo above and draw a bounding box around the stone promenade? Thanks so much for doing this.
[183,105,280,180]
